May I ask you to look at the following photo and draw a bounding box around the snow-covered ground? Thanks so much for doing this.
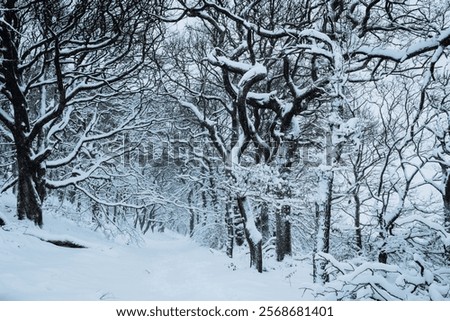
[0,192,312,300]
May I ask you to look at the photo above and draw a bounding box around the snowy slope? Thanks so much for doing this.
[0,193,312,301]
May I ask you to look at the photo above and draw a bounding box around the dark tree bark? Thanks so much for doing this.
[237,196,263,273]
[276,205,292,261]
[0,1,45,226]
[259,202,270,245]
[378,247,388,264]
[354,192,363,252]
[443,173,450,232]
[16,145,46,227]
[313,170,334,283]
[234,201,246,247]
[188,189,196,236]
[225,199,234,258]
[443,173,450,260]
[377,207,388,264]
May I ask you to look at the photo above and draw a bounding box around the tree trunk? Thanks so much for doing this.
[443,173,450,231]
[237,196,263,273]
[91,199,100,223]
[354,192,363,253]
[378,245,388,264]
[1,2,45,227]
[259,202,270,245]
[234,201,245,246]
[276,205,292,261]
[313,202,327,283]
[201,189,208,220]
[274,179,292,262]
[443,173,450,260]
[377,207,388,264]
[188,189,196,236]
[225,199,234,258]
[313,171,333,283]
[16,146,45,227]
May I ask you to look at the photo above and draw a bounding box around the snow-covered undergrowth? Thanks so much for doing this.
[0,192,312,300]
[304,253,450,301]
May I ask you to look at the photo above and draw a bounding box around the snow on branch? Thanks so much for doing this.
[58,37,119,57]
[310,253,450,300]
[179,100,216,127]
[45,141,134,189]
[73,184,146,210]
[179,100,227,161]
[45,106,74,141]
[354,26,450,64]
[0,108,14,130]
[45,106,149,169]
[396,215,450,247]
[0,120,14,141]
[297,29,333,46]
[45,157,107,189]
[238,63,267,89]
[201,1,289,39]
[237,196,262,245]
[45,112,98,169]
[207,50,254,74]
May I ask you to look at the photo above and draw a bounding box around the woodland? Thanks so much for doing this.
[1,0,450,300]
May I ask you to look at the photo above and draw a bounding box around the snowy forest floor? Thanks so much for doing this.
[0,193,313,300]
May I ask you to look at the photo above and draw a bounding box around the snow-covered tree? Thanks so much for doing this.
[0,0,164,226]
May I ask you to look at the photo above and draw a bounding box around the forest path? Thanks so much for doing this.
[0,217,310,300]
